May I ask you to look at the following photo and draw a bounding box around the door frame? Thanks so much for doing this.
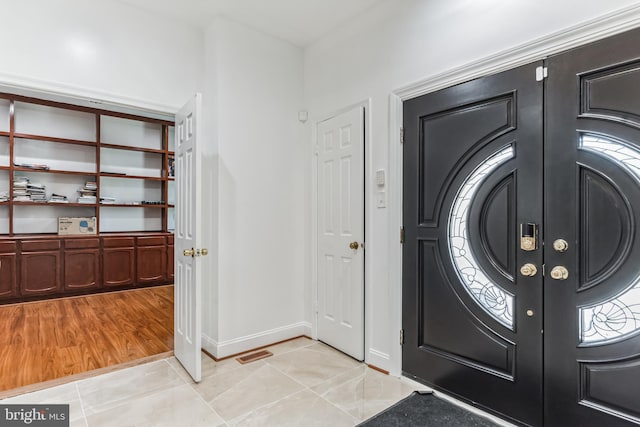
[311,99,371,357]
[388,4,640,377]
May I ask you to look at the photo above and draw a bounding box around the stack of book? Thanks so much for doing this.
[49,193,69,203]
[13,176,32,201]
[77,181,98,204]
[0,191,8,202]
[28,182,46,202]
[14,162,50,171]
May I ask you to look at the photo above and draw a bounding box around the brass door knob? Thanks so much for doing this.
[520,263,538,277]
[550,266,569,280]
[201,248,208,256]
[349,241,359,250]
[553,239,569,252]
[183,248,194,257]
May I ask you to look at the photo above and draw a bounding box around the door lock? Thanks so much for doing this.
[520,263,538,277]
[550,266,569,280]
[349,241,360,250]
[520,223,538,251]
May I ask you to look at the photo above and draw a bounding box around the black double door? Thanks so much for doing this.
[403,28,640,426]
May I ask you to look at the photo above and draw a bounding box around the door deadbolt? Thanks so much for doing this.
[550,266,569,280]
[553,239,569,252]
[520,263,538,277]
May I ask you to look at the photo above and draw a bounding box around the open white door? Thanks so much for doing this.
[317,106,365,360]
[174,94,202,382]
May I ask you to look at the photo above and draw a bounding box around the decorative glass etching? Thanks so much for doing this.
[448,145,515,329]
[580,134,640,344]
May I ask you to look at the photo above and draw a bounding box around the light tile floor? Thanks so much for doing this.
[1,337,420,426]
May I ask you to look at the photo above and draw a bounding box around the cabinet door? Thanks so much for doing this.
[21,251,62,296]
[103,247,135,287]
[0,253,18,298]
[65,249,100,291]
[137,245,166,283]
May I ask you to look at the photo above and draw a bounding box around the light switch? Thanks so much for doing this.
[376,191,386,208]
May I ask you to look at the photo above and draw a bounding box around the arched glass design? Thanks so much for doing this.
[580,134,640,344]
[448,145,515,329]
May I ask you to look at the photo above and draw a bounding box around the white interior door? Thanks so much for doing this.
[317,106,365,360]
[174,94,202,382]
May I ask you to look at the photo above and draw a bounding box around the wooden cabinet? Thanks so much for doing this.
[167,235,174,281]
[0,242,18,298]
[136,236,166,284]
[64,239,100,291]
[103,237,135,287]
[20,240,62,296]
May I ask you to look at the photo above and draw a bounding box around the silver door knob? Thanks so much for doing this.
[550,266,569,280]
[520,263,538,277]
[553,239,569,252]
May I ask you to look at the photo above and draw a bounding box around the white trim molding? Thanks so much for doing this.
[207,322,313,359]
[389,4,640,377]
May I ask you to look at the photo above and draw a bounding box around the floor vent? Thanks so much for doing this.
[235,350,273,364]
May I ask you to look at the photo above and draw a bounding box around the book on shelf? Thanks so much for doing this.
[100,196,116,204]
[49,193,69,203]
[0,191,8,202]
[77,195,97,204]
[14,162,50,170]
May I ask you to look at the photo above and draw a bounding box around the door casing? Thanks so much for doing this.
[387,5,640,379]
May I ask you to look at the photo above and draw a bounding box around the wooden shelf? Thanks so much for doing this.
[101,143,165,154]
[0,166,9,171]
[13,167,97,176]
[100,172,164,181]
[0,131,9,137]
[14,133,97,147]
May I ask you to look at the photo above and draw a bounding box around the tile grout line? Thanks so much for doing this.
[74,382,89,427]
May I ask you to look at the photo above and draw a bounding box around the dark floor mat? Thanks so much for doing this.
[358,391,501,427]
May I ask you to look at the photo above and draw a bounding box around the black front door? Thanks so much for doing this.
[402,61,544,426]
[545,28,640,427]
[403,28,640,427]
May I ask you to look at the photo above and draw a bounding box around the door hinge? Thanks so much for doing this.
[400,329,405,345]
[400,127,404,144]
[536,66,548,81]
[400,226,405,244]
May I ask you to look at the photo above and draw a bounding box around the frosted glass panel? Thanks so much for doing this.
[15,138,96,173]
[579,134,640,344]
[99,176,162,204]
[0,99,9,133]
[168,126,175,152]
[14,102,96,141]
[101,115,162,150]
[14,205,95,234]
[0,206,8,234]
[13,172,96,203]
[100,148,162,177]
[99,207,162,232]
[448,145,515,329]
[0,136,9,167]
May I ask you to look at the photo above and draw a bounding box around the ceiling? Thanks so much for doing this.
[117,0,385,47]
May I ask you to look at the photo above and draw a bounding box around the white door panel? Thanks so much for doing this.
[317,106,364,360]
[174,94,202,382]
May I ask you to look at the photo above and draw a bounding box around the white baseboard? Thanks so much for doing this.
[209,321,312,359]
[367,348,393,372]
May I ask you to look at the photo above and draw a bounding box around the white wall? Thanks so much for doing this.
[304,0,640,374]
[202,18,307,357]
[0,0,203,112]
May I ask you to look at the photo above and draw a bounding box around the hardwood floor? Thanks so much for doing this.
[0,285,173,393]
